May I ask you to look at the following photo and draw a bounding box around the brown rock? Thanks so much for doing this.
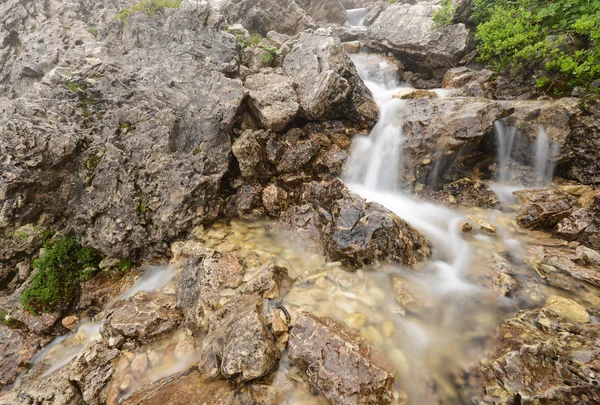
[200,295,279,382]
[288,312,395,404]
[62,315,80,331]
[100,292,182,345]
[515,188,577,230]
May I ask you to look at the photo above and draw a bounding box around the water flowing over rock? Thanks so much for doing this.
[283,29,378,125]
[288,312,395,405]
[278,179,431,267]
[365,3,470,71]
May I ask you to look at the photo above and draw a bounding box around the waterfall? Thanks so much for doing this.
[494,119,518,184]
[347,8,368,26]
[534,127,559,187]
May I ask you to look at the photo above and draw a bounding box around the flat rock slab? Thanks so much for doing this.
[288,312,395,405]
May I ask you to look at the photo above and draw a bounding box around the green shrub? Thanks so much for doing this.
[433,0,457,28]
[118,0,182,22]
[20,237,103,315]
[474,0,600,91]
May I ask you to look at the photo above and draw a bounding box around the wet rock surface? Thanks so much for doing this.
[279,179,432,267]
[288,312,395,405]
[475,298,600,405]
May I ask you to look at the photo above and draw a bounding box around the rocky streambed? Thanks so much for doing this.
[1,0,600,404]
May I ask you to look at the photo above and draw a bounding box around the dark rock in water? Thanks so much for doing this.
[225,184,266,220]
[214,0,315,36]
[288,312,395,405]
[556,192,600,250]
[418,178,500,209]
[100,292,182,346]
[240,264,291,300]
[283,28,378,126]
[364,3,469,70]
[175,246,244,330]
[278,179,431,267]
[295,0,348,24]
[514,189,577,230]
[200,295,279,382]
[474,297,600,404]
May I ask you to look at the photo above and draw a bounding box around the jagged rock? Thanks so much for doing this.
[232,130,273,180]
[295,0,347,24]
[275,137,320,173]
[365,3,470,70]
[240,264,291,299]
[0,369,84,405]
[1,2,245,259]
[419,178,500,209]
[278,179,431,267]
[68,341,120,405]
[475,300,600,404]
[0,225,46,290]
[0,325,24,386]
[442,67,494,98]
[200,295,279,382]
[244,71,299,132]
[175,246,244,330]
[76,268,140,312]
[100,292,182,345]
[261,184,289,216]
[556,192,600,250]
[288,312,395,405]
[213,0,314,35]
[514,189,577,230]
[283,29,378,126]
[225,184,265,220]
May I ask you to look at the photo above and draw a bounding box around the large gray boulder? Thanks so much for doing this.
[212,0,315,35]
[295,0,348,24]
[283,29,378,126]
[365,3,470,70]
[1,2,246,259]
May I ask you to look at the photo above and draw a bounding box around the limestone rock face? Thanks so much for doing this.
[288,312,395,405]
[556,192,600,250]
[0,2,245,259]
[365,3,470,70]
[295,0,348,24]
[283,29,378,125]
[278,179,431,267]
[213,0,315,35]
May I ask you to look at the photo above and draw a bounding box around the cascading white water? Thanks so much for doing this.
[346,53,474,290]
[346,8,368,26]
[534,127,560,187]
[490,120,559,204]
